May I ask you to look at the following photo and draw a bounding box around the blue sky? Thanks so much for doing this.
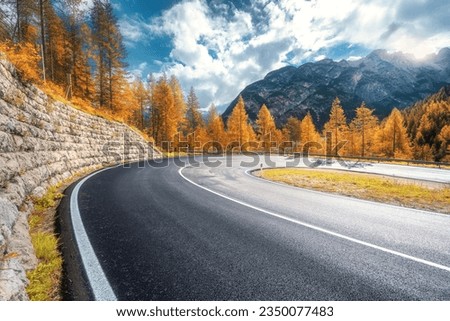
[108,0,450,111]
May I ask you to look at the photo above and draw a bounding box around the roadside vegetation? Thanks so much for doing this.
[26,186,64,301]
[26,168,100,301]
[260,168,450,214]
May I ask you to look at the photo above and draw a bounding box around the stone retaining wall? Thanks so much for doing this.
[0,57,159,300]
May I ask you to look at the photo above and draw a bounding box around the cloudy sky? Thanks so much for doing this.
[112,0,450,111]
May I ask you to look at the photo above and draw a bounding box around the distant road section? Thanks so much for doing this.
[65,156,450,300]
[261,155,450,184]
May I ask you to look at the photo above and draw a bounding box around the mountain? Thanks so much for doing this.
[223,48,450,128]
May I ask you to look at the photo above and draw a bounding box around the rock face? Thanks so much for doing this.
[223,48,450,127]
[0,57,160,300]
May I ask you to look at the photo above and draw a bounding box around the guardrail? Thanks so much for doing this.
[287,153,450,169]
[161,149,450,169]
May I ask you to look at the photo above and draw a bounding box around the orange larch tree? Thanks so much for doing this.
[150,76,175,147]
[131,78,149,130]
[300,112,322,154]
[377,108,412,158]
[207,104,227,150]
[351,102,379,157]
[256,104,278,151]
[185,87,205,151]
[282,116,301,151]
[323,98,348,156]
[226,96,256,151]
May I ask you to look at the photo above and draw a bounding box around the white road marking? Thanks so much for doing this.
[179,166,450,273]
[70,167,118,301]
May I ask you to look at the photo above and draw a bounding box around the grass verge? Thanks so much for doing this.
[26,167,101,300]
[259,168,450,214]
[26,186,64,301]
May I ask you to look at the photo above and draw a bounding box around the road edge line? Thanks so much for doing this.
[70,167,118,301]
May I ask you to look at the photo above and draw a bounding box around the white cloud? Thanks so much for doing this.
[127,62,149,82]
[119,15,151,46]
[314,55,327,62]
[127,0,450,109]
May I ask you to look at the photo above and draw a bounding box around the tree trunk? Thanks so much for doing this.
[39,0,46,81]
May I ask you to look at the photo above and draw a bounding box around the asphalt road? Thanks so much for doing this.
[63,156,450,300]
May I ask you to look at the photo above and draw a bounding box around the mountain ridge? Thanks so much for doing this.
[223,48,450,128]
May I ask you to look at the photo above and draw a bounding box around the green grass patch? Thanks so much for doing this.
[26,186,64,301]
[261,168,450,214]
[26,233,62,301]
[32,186,63,212]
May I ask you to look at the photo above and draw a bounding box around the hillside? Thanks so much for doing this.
[404,86,450,161]
[223,48,450,127]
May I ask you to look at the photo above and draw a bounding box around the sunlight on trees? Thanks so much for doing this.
[0,1,447,161]
[377,108,412,158]
[227,96,255,151]
[323,98,348,156]
[351,103,379,157]
[256,104,278,152]
[300,112,323,154]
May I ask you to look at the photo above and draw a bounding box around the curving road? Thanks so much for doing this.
[60,156,450,300]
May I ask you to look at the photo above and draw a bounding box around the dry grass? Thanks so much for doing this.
[163,151,189,157]
[40,82,122,124]
[260,168,450,214]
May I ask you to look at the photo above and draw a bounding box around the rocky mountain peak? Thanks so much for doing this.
[223,48,450,128]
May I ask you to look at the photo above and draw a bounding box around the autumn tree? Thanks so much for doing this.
[184,87,206,150]
[300,112,322,154]
[76,23,94,100]
[91,0,126,110]
[42,1,67,85]
[226,96,255,151]
[91,0,107,107]
[437,125,450,161]
[411,100,450,161]
[12,0,37,43]
[323,98,348,156]
[52,0,94,100]
[207,104,226,150]
[185,87,204,132]
[282,116,301,150]
[350,102,379,157]
[256,104,278,151]
[169,76,187,134]
[131,78,148,129]
[38,0,47,80]
[346,122,358,157]
[1,0,160,147]
[150,76,176,146]
[377,108,412,158]
[168,76,188,152]
[117,82,139,123]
